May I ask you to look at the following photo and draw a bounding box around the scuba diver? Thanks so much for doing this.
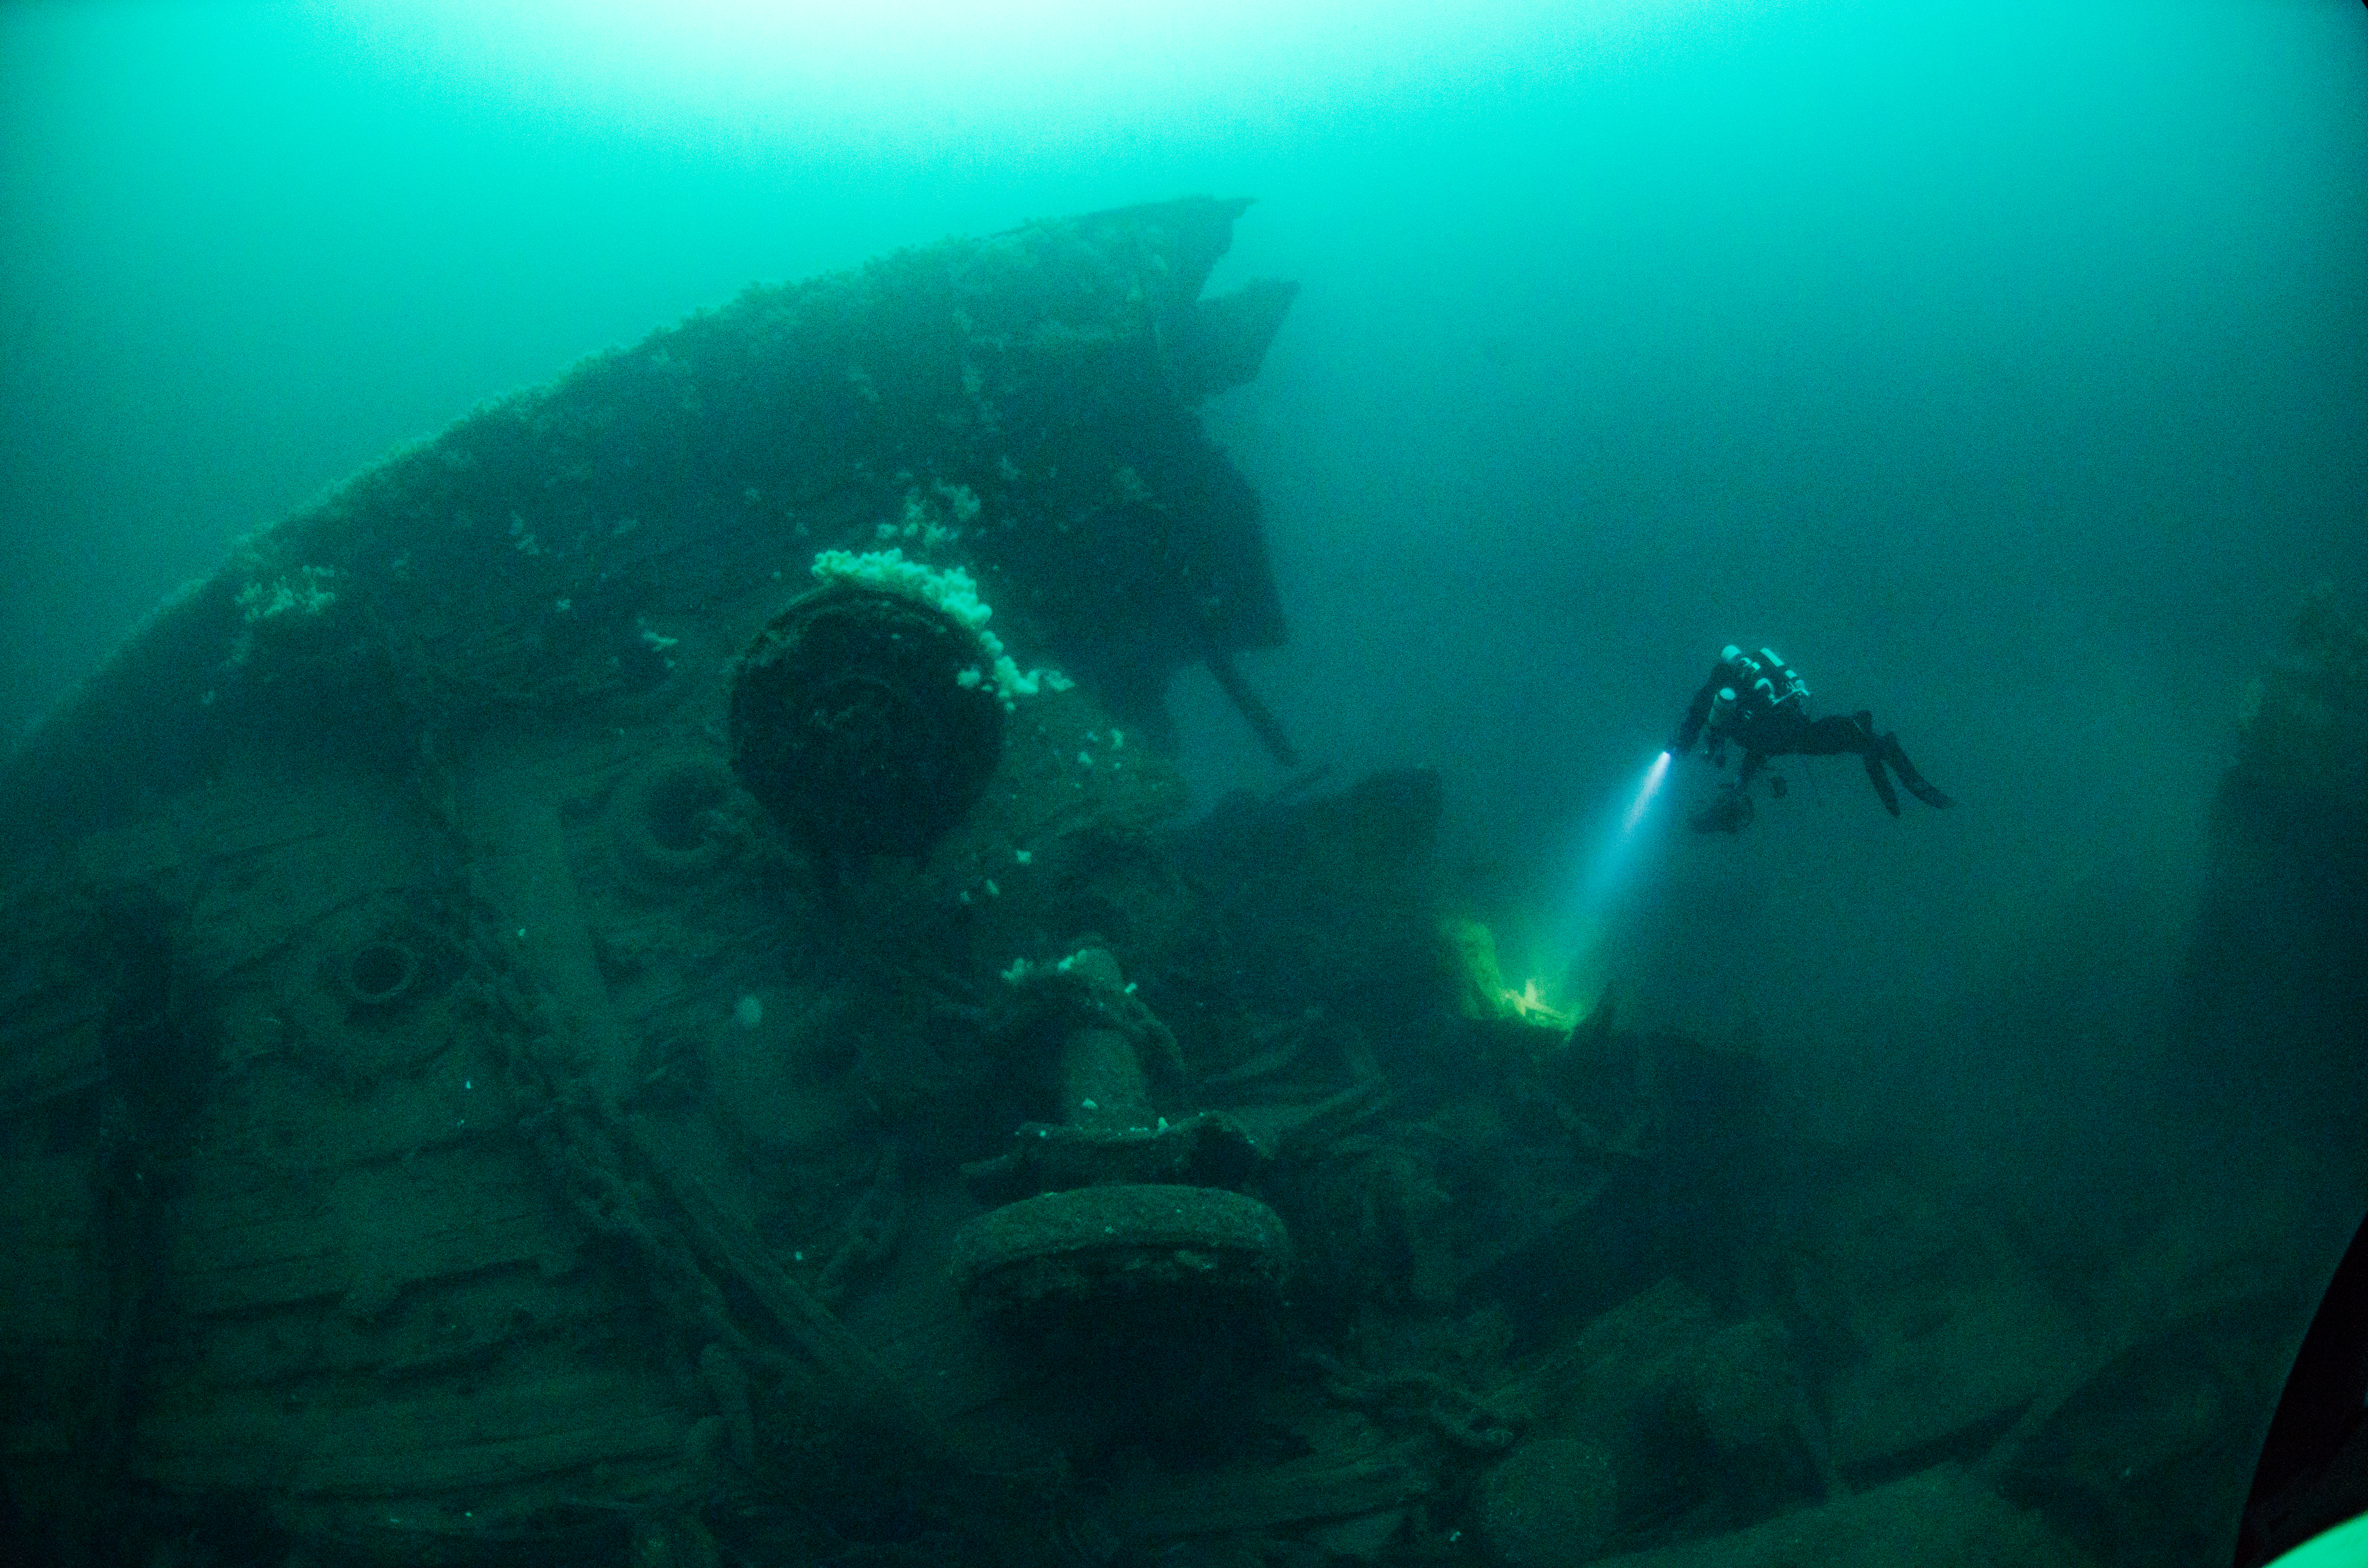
[1668,645,1953,833]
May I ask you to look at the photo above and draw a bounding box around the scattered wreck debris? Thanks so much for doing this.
[951,947,1293,1341]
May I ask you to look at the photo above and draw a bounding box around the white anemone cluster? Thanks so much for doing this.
[809,547,1071,710]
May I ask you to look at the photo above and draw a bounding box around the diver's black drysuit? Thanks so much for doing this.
[1669,648,1952,826]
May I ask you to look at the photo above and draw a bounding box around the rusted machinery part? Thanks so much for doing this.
[612,752,745,883]
[1003,944,1185,1104]
[315,904,461,1020]
[950,1182,1290,1323]
[962,1109,1267,1202]
[728,584,1004,860]
[970,948,1264,1199]
[956,948,1293,1329]
[337,936,423,1010]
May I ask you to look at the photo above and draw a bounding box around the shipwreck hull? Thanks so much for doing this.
[0,757,697,1557]
[0,197,1290,1561]
[0,196,1295,858]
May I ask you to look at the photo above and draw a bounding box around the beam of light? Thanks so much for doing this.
[1622,748,1672,833]
[1584,747,1670,916]
[1550,749,1674,1011]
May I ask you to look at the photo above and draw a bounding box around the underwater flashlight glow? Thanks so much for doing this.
[1549,748,1676,1000]
[1623,749,1672,833]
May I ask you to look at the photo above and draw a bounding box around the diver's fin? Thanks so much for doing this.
[1880,735,1953,808]
[1863,751,1901,815]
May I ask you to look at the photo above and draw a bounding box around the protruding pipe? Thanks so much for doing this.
[1204,649,1300,770]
